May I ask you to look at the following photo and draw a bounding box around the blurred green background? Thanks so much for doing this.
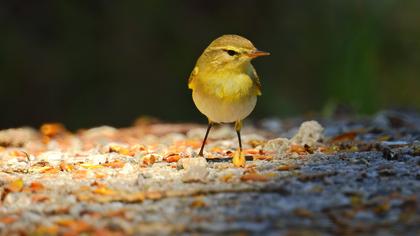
[1,0,419,129]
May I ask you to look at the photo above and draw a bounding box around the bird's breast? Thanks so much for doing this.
[195,73,255,101]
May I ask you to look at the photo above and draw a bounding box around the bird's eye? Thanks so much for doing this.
[225,49,237,56]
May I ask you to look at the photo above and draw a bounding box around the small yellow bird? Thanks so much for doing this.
[188,34,269,159]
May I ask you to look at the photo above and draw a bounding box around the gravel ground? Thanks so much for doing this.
[0,110,419,235]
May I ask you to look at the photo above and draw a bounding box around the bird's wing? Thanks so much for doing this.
[249,65,262,96]
[188,66,199,89]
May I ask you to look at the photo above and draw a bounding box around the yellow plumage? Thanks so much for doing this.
[188,34,269,159]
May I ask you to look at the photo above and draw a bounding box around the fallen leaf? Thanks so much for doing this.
[31,194,49,202]
[190,197,207,208]
[93,187,115,196]
[9,150,28,157]
[109,145,134,156]
[103,160,125,168]
[0,216,18,224]
[40,123,66,137]
[165,154,181,163]
[289,144,307,154]
[145,191,163,200]
[72,169,88,179]
[142,155,156,166]
[330,131,357,143]
[6,179,24,192]
[60,162,75,172]
[34,225,59,235]
[253,155,273,161]
[277,164,299,171]
[240,173,269,182]
[220,173,234,182]
[56,219,91,234]
[29,181,45,192]
[293,208,313,218]
[80,163,103,169]
[40,166,60,174]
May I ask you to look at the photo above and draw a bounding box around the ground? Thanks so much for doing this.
[0,110,419,235]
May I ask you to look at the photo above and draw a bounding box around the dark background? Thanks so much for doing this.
[1,1,419,130]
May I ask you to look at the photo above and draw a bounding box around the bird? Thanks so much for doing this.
[188,34,269,164]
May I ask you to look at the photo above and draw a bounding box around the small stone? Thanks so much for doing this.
[180,157,208,182]
[265,138,290,156]
[37,151,64,166]
[291,121,324,146]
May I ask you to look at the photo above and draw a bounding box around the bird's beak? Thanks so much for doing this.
[247,50,270,58]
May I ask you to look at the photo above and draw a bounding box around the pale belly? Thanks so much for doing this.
[192,88,257,123]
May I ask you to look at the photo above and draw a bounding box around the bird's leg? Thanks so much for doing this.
[233,120,246,167]
[198,121,213,157]
[235,120,243,152]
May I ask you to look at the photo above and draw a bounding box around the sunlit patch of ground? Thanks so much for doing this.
[0,110,419,235]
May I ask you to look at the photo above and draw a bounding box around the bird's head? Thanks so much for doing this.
[202,34,270,71]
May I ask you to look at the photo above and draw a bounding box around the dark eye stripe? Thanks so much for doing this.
[224,49,237,56]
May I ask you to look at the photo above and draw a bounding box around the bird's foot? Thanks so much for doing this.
[232,148,246,168]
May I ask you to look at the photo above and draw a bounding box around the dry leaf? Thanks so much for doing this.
[93,187,115,196]
[9,150,28,157]
[80,163,103,169]
[289,144,307,154]
[240,173,269,182]
[60,162,75,172]
[142,155,156,166]
[6,179,24,192]
[29,181,45,192]
[190,197,207,208]
[277,164,299,171]
[31,194,49,202]
[41,166,60,174]
[165,154,181,163]
[40,123,66,137]
[330,131,357,143]
[109,145,134,156]
[220,173,234,182]
[0,216,18,224]
[103,160,125,168]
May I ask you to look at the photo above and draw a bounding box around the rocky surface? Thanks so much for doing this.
[0,110,419,235]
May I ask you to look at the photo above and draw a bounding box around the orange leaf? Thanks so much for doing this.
[60,162,75,172]
[80,163,103,169]
[142,155,156,166]
[253,155,273,161]
[103,160,125,168]
[190,198,207,208]
[29,181,45,192]
[330,131,357,143]
[56,219,91,233]
[289,144,307,154]
[34,226,59,235]
[0,216,18,224]
[40,123,66,137]
[72,169,88,179]
[31,194,49,202]
[6,179,24,192]
[41,166,59,174]
[165,154,181,163]
[243,149,260,155]
[220,173,234,182]
[9,150,28,157]
[93,187,115,196]
[240,173,269,182]
[277,164,299,171]
[109,145,134,156]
